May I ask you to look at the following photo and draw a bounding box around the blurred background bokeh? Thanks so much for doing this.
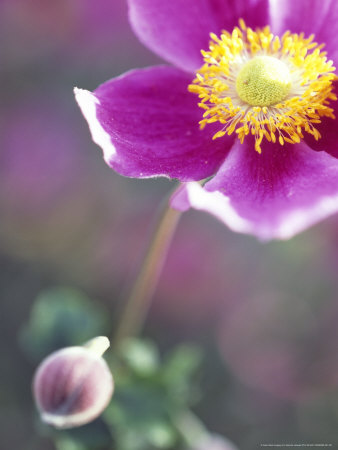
[1,1,338,449]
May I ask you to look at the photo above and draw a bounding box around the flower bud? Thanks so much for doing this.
[32,336,114,428]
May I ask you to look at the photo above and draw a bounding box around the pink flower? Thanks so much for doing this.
[75,0,338,240]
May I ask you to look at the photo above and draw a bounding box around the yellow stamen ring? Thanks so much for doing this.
[189,20,337,153]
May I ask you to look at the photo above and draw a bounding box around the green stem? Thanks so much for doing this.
[113,203,182,346]
[173,410,208,448]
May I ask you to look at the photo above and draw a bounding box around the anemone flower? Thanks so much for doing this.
[75,0,338,240]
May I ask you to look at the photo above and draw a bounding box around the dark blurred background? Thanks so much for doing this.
[1,1,338,449]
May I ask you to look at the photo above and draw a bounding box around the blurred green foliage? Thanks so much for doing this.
[21,288,213,450]
[106,339,203,450]
[20,287,109,360]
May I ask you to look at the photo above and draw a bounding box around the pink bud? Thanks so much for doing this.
[32,336,114,428]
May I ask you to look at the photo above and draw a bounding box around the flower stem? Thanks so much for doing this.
[113,202,182,346]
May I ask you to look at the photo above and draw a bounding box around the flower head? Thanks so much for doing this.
[189,20,336,153]
[32,336,114,428]
[75,0,338,240]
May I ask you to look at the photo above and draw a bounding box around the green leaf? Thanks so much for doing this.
[118,338,160,377]
[146,421,176,448]
[20,287,109,360]
[163,345,202,384]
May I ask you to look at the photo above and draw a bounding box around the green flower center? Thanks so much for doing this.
[236,55,292,106]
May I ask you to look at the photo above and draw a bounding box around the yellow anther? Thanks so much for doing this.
[188,20,336,152]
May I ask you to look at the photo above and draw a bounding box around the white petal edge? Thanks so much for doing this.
[172,182,338,241]
[74,87,116,165]
[171,182,252,235]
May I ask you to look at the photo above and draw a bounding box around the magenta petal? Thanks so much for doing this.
[304,82,338,158]
[172,139,338,240]
[269,0,338,66]
[75,66,232,181]
[128,0,270,72]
